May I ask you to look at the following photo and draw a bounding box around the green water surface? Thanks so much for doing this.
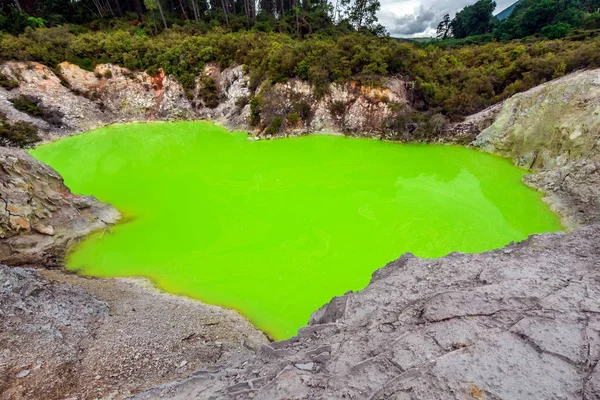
[31,122,562,339]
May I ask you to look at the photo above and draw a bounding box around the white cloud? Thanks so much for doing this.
[378,0,516,38]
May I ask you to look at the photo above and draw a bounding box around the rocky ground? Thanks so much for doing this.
[1,62,600,399]
[135,225,600,400]
[0,266,268,400]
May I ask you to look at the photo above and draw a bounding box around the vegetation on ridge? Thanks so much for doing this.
[1,0,600,122]
[2,24,599,120]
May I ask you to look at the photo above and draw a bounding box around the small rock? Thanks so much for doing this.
[295,362,314,371]
[16,369,30,378]
[33,224,55,236]
[9,216,30,230]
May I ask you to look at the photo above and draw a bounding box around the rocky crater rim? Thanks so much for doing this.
[1,60,599,399]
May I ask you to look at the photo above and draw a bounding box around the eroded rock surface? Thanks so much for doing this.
[135,225,600,400]
[474,69,600,171]
[0,61,415,141]
[0,266,107,399]
[0,146,119,267]
[473,68,600,228]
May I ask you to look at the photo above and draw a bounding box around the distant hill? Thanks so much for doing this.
[495,0,521,20]
[393,37,434,43]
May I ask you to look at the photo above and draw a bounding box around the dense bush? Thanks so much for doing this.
[198,76,219,108]
[264,116,283,135]
[10,95,65,126]
[0,72,19,90]
[249,96,261,126]
[0,112,40,148]
[441,0,600,42]
[11,95,44,116]
[0,24,599,121]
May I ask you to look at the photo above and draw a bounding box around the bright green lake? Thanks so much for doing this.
[31,122,562,340]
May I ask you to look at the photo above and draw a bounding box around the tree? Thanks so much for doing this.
[450,0,496,38]
[220,0,229,25]
[144,0,167,29]
[342,0,381,30]
[436,13,451,39]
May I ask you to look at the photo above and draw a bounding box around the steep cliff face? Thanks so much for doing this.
[0,61,413,141]
[0,61,110,137]
[473,68,600,228]
[0,146,119,266]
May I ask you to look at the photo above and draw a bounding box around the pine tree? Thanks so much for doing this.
[436,13,452,39]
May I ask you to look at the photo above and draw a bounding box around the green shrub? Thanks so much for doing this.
[292,100,311,122]
[286,112,300,125]
[541,23,572,39]
[0,113,40,148]
[10,95,64,126]
[249,96,261,126]
[264,116,283,135]
[11,95,43,116]
[0,24,599,121]
[0,73,18,90]
[199,76,219,108]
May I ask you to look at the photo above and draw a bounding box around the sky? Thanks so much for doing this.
[378,0,515,38]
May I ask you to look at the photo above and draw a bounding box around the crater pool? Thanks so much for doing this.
[31,122,562,340]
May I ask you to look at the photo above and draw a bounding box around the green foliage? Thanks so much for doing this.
[0,9,29,35]
[441,0,600,41]
[0,113,40,148]
[103,70,113,78]
[342,0,383,32]
[450,0,497,39]
[11,95,44,116]
[292,100,312,121]
[199,76,219,108]
[541,23,572,39]
[0,22,599,121]
[28,17,46,29]
[329,100,346,118]
[249,96,261,126]
[10,95,64,126]
[0,73,19,90]
[286,112,300,125]
[264,116,283,135]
